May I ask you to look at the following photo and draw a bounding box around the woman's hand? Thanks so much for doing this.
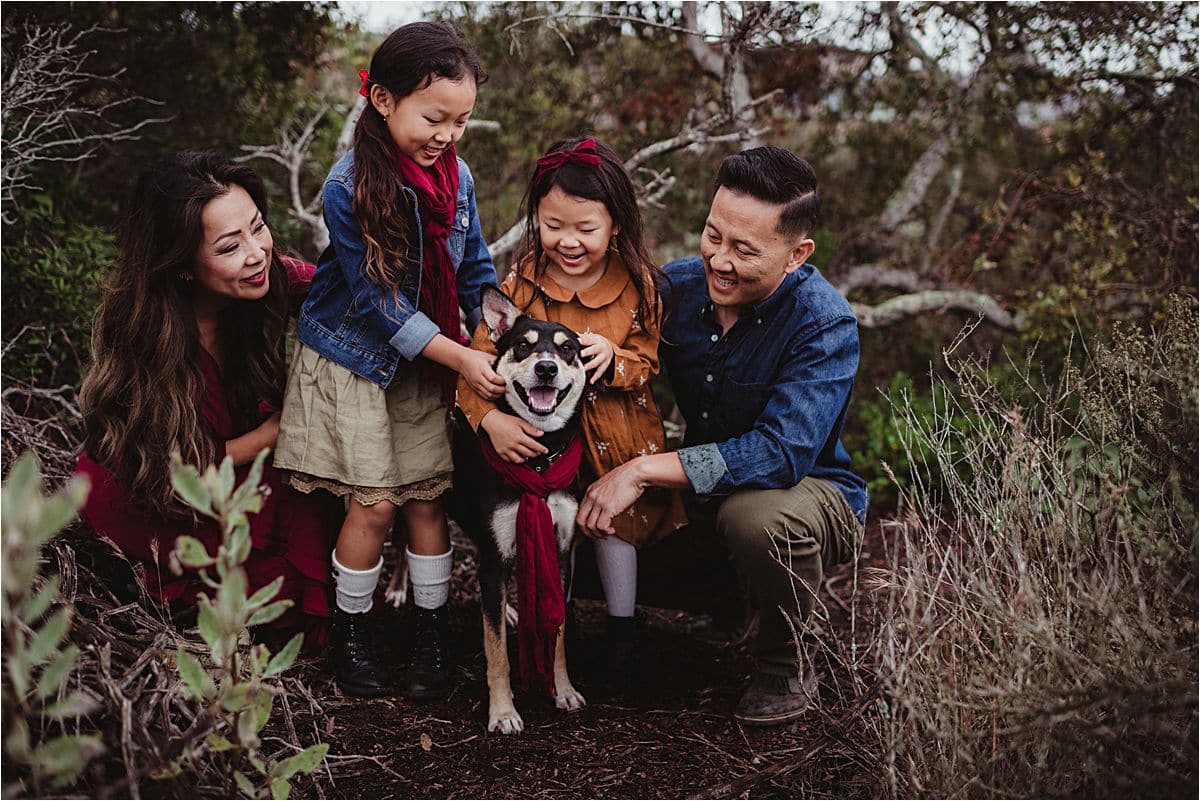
[225,411,281,467]
[480,410,547,463]
[578,332,615,385]
[457,347,507,400]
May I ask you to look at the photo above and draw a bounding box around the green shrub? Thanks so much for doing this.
[1,195,113,388]
[1,453,104,795]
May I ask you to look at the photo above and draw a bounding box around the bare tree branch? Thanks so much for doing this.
[1,21,170,221]
[853,290,1021,329]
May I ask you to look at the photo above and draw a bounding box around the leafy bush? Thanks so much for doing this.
[1,195,113,388]
[1,453,103,794]
[867,297,1198,797]
[167,449,328,799]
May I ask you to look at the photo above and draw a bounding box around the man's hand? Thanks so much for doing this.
[457,347,507,400]
[480,410,547,463]
[577,458,646,537]
[578,332,615,385]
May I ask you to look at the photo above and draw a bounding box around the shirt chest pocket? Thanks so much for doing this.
[447,198,470,265]
[718,377,774,435]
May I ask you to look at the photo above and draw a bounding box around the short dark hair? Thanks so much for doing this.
[714,147,819,238]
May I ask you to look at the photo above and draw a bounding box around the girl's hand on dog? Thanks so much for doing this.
[578,332,615,384]
[458,347,507,400]
[480,410,547,463]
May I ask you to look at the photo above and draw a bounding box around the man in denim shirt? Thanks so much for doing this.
[577,147,867,726]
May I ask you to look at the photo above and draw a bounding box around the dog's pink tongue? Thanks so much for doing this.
[528,387,557,412]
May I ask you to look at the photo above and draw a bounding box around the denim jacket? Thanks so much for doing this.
[660,257,868,521]
[296,149,497,388]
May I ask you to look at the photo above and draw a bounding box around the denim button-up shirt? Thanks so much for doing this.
[296,149,496,388]
[660,257,868,521]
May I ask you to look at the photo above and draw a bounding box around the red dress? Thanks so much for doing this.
[76,259,340,645]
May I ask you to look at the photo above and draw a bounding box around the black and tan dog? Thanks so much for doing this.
[452,285,588,734]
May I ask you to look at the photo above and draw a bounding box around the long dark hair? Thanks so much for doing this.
[517,137,664,327]
[79,150,289,516]
[352,21,487,297]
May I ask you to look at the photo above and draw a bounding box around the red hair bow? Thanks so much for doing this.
[533,138,602,185]
[358,69,371,98]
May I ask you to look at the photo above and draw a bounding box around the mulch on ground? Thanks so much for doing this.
[274,524,889,800]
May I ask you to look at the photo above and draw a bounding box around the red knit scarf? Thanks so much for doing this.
[480,436,583,695]
[394,145,462,402]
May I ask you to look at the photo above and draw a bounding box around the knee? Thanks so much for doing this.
[716,491,814,556]
[352,499,397,532]
[402,498,444,529]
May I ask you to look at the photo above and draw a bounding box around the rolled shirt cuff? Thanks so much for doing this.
[388,311,441,361]
[678,443,728,496]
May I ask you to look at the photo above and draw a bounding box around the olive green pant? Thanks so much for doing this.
[710,477,863,676]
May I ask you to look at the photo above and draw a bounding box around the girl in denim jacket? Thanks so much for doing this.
[275,22,502,700]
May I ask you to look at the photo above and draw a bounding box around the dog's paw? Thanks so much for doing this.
[554,686,586,712]
[487,708,525,735]
[504,603,519,627]
[384,589,407,608]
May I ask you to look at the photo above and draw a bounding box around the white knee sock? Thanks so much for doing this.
[332,551,382,614]
[595,536,638,618]
[406,548,452,610]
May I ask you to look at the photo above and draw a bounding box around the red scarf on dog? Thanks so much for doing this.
[394,145,462,402]
[480,436,583,695]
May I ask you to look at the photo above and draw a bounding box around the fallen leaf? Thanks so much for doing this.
[420,732,433,752]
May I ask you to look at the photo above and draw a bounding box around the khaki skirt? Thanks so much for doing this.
[274,344,452,506]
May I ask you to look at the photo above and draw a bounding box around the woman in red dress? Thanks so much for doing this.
[77,151,341,645]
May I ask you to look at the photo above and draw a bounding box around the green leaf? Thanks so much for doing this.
[27,607,71,666]
[31,734,104,786]
[170,456,213,516]
[2,453,42,530]
[7,651,30,698]
[217,567,248,622]
[206,733,236,752]
[238,706,261,749]
[265,634,303,677]
[247,576,284,609]
[174,536,216,569]
[4,718,31,759]
[176,648,216,701]
[222,682,255,713]
[20,575,61,625]
[197,600,222,653]
[36,477,88,539]
[43,691,99,718]
[36,645,79,701]
[233,769,256,798]
[251,686,274,732]
[270,777,291,800]
[247,600,292,627]
[274,743,329,780]
[219,456,236,503]
[229,523,252,566]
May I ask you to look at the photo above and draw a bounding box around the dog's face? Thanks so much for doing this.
[481,286,586,433]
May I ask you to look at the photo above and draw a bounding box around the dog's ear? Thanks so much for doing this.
[481,285,520,342]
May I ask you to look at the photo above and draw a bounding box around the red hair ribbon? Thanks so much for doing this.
[533,138,602,186]
[358,69,371,98]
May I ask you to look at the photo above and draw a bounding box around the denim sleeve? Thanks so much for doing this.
[454,167,497,335]
[709,316,860,494]
[322,179,439,361]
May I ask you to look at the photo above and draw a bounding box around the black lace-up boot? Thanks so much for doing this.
[330,609,392,697]
[403,606,451,701]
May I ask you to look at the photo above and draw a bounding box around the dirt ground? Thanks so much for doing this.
[274,524,888,800]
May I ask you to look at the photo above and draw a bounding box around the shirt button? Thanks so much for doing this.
[701,411,709,419]
[710,333,719,342]
[756,318,762,325]
[460,215,468,227]
[705,374,713,382]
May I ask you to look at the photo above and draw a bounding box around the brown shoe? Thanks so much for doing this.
[733,664,818,726]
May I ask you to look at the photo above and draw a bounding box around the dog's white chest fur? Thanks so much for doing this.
[489,492,577,561]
